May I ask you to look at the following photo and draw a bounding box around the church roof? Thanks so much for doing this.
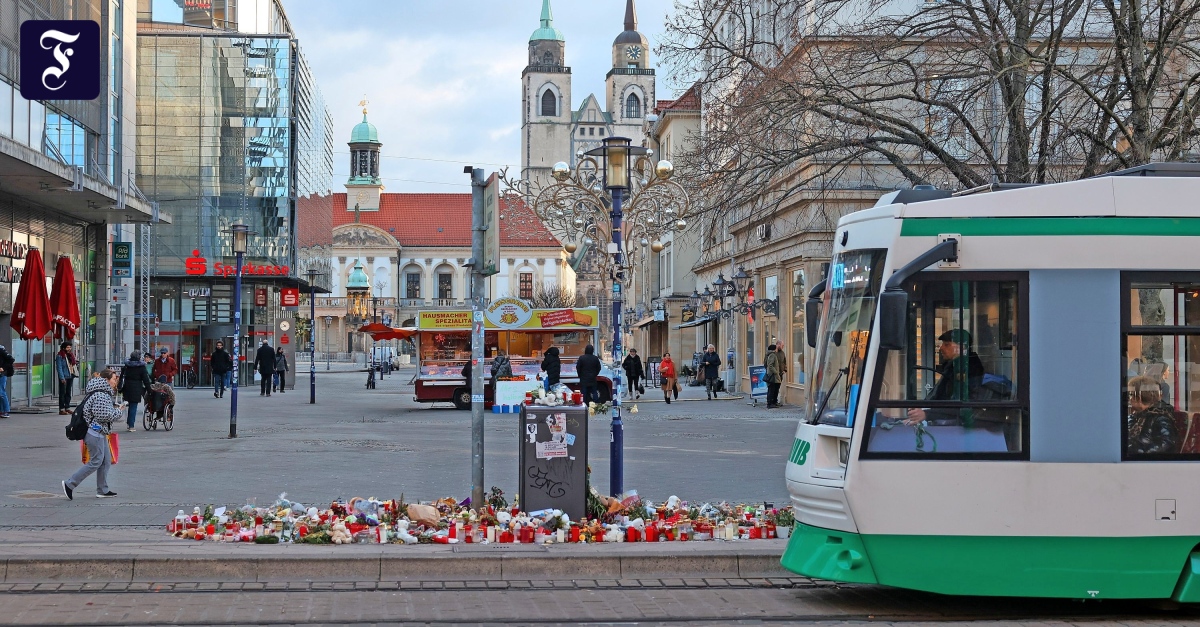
[332,193,561,248]
[530,0,565,42]
[613,0,647,46]
[350,112,380,144]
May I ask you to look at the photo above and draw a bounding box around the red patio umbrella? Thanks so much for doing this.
[370,328,417,342]
[356,322,392,334]
[11,249,51,340]
[49,256,80,340]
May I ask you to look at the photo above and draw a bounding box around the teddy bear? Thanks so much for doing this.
[393,520,418,545]
[329,521,353,545]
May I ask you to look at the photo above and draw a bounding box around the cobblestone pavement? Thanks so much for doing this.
[0,582,1196,625]
[1,369,795,528]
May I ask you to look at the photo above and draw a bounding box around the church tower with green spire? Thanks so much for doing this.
[521,0,572,185]
[346,102,384,211]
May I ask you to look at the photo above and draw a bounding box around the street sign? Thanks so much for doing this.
[481,173,500,277]
[281,287,300,307]
[112,242,132,278]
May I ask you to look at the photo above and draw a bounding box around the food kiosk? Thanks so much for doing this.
[414,298,611,409]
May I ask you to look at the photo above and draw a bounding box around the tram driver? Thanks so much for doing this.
[904,329,985,426]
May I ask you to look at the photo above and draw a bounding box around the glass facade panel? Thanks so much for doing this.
[137,34,301,276]
[13,93,27,144]
[791,269,805,384]
[0,80,11,137]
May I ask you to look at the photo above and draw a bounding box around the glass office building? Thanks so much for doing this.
[136,0,333,384]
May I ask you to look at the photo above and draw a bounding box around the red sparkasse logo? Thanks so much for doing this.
[281,288,300,307]
[185,250,289,277]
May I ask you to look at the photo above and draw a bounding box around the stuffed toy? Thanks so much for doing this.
[329,521,352,545]
[393,520,418,544]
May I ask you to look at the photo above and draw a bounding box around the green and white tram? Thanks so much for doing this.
[782,164,1200,600]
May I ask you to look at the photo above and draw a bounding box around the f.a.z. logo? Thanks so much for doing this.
[20,20,100,101]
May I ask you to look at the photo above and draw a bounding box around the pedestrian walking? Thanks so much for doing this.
[210,341,232,398]
[701,344,722,400]
[576,344,602,404]
[151,348,178,385]
[490,350,513,383]
[273,346,289,393]
[765,344,783,408]
[253,340,275,396]
[61,369,125,500]
[55,341,78,414]
[659,352,678,404]
[0,345,13,419]
[541,346,561,390]
[622,349,644,400]
[118,351,152,432]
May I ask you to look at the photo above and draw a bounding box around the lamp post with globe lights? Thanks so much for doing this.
[502,136,694,497]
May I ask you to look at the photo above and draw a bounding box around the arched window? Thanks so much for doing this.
[587,288,598,306]
[625,93,642,119]
[541,90,557,117]
[541,51,554,65]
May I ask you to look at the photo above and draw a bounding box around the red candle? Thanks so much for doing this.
[519,526,535,544]
[206,524,215,535]
[765,523,776,539]
[665,528,676,541]
[499,530,514,544]
[626,527,640,542]
[749,526,762,540]
[569,527,581,543]
[298,525,308,537]
[645,526,659,542]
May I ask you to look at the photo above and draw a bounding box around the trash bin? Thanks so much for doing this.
[518,403,589,521]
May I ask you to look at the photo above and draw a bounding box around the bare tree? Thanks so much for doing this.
[528,282,583,309]
[658,0,1200,231]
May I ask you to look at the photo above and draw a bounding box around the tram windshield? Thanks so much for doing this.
[806,249,886,425]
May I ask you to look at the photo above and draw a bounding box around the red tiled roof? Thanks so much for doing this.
[655,83,702,114]
[297,193,333,248]
[332,193,560,248]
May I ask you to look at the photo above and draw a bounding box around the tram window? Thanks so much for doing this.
[1123,276,1200,459]
[864,274,1027,457]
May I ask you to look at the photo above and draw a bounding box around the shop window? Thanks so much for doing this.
[438,273,453,300]
[1123,274,1200,458]
[520,272,534,299]
[406,272,421,299]
[864,272,1028,458]
[791,269,806,384]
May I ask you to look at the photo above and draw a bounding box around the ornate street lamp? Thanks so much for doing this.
[303,267,325,404]
[705,266,779,320]
[502,136,694,497]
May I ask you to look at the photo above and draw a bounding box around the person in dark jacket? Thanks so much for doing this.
[701,344,722,400]
[576,345,603,404]
[1128,375,1179,455]
[118,351,153,432]
[541,346,561,389]
[490,351,513,383]
[622,349,644,400]
[252,340,276,396]
[55,342,78,414]
[210,341,232,398]
[905,329,986,425]
[272,347,289,393]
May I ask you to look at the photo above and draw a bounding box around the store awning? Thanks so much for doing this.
[632,316,657,329]
[675,314,717,329]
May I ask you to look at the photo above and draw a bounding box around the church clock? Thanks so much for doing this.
[626,45,642,61]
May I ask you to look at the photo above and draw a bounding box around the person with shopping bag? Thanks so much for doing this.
[62,369,125,500]
[659,352,679,404]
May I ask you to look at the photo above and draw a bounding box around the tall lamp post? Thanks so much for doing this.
[501,137,692,497]
[227,223,252,438]
[304,268,324,404]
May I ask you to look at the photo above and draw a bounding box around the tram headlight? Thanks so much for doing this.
[838,439,850,467]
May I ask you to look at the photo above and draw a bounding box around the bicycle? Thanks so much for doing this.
[182,364,198,389]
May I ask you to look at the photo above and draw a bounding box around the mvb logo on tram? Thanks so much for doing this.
[19,20,101,101]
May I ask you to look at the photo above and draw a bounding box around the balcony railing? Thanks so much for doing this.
[314,297,398,309]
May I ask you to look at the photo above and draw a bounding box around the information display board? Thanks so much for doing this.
[518,405,588,521]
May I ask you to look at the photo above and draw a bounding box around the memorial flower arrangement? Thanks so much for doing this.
[163,489,794,546]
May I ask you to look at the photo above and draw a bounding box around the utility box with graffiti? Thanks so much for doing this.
[518,405,588,521]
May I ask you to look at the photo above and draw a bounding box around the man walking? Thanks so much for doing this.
[253,340,275,396]
[151,347,178,385]
[701,344,722,400]
[765,344,783,408]
[210,341,232,398]
[622,349,644,400]
[576,344,602,404]
[55,342,78,415]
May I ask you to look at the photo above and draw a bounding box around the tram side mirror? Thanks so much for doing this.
[806,297,822,348]
[878,290,907,351]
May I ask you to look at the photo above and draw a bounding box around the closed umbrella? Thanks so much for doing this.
[49,256,80,340]
[11,249,51,340]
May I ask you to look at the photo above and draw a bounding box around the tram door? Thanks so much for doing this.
[199,324,234,387]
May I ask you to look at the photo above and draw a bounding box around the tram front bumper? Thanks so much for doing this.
[780,522,879,585]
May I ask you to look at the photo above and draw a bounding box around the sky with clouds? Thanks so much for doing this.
[282,0,677,193]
